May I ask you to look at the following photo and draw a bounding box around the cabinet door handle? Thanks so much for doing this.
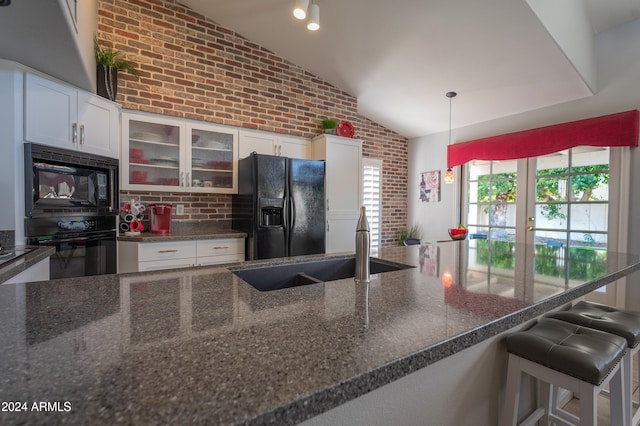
[187,172,191,187]
[278,144,282,156]
[158,249,179,253]
[326,198,330,211]
[72,123,78,144]
[213,246,230,250]
[327,220,329,232]
[80,124,85,145]
[181,172,185,187]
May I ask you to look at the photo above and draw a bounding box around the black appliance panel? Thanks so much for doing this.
[288,159,325,257]
[27,216,117,279]
[25,143,118,217]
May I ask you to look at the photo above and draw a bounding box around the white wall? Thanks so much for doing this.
[409,18,640,256]
[526,0,596,92]
[408,132,459,242]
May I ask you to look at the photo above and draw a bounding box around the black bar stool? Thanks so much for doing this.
[502,317,627,425]
[548,300,640,425]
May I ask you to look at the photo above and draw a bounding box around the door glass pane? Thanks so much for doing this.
[569,203,608,233]
[466,159,517,242]
[128,120,181,187]
[191,128,234,189]
[570,231,607,248]
[533,147,609,250]
[536,150,569,175]
[534,204,568,230]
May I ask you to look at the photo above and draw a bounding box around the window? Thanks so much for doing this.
[363,158,382,253]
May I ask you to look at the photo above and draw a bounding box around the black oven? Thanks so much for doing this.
[24,144,119,279]
[26,216,117,279]
[24,143,118,218]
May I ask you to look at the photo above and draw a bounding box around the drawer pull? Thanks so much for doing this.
[213,246,230,249]
[157,249,179,253]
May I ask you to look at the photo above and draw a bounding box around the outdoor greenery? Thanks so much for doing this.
[476,165,608,221]
[473,240,607,281]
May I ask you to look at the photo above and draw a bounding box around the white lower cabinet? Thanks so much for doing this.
[196,239,244,266]
[118,238,245,273]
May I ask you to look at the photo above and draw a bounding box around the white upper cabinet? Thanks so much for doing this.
[239,130,309,159]
[277,135,309,159]
[24,73,120,158]
[238,130,274,158]
[121,111,238,193]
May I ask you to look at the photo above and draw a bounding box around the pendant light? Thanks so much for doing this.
[444,91,457,184]
[306,3,320,31]
[293,0,309,20]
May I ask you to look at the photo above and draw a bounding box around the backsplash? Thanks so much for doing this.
[119,190,232,228]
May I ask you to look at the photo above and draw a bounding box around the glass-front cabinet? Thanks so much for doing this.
[121,111,238,193]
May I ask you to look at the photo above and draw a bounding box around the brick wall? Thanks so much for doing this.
[99,0,407,247]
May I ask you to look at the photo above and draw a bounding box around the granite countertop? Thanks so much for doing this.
[1,242,639,425]
[0,246,55,283]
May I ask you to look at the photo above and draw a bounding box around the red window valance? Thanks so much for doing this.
[447,109,639,168]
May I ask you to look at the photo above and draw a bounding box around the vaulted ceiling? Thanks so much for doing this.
[180,0,640,138]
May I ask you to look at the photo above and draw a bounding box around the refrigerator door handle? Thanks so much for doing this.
[290,191,296,233]
[283,195,290,253]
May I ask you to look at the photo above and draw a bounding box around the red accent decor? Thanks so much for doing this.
[447,110,639,168]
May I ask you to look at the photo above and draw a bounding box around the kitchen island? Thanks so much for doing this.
[1,241,639,425]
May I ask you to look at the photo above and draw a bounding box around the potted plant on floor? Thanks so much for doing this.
[94,36,140,101]
[397,224,421,246]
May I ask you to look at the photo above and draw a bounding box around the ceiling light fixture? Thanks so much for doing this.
[444,91,457,184]
[306,3,320,31]
[293,0,309,20]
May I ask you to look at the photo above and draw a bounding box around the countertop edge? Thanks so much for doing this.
[117,230,247,242]
[0,246,56,284]
[245,261,640,425]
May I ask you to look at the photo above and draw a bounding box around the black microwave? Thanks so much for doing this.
[24,143,119,218]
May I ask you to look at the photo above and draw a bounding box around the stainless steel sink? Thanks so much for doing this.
[230,257,414,292]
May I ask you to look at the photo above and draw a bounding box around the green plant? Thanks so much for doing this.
[397,224,421,245]
[94,36,140,77]
[321,118,339,130]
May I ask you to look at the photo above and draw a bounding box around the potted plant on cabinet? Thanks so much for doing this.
[321,118,339,135]
[94,36,140,101]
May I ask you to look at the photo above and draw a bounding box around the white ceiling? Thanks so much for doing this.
[179,0,639,138]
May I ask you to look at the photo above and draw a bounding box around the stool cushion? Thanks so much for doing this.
[506,318,627,385]
[548,301,640,348]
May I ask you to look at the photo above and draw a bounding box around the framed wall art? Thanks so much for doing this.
[419,170,440,202]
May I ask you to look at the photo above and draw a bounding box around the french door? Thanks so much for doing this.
[464,147,627,306]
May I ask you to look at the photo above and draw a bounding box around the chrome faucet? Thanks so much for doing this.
[355,206,370,283]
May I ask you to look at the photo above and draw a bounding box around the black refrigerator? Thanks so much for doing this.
[232,153,326,260]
